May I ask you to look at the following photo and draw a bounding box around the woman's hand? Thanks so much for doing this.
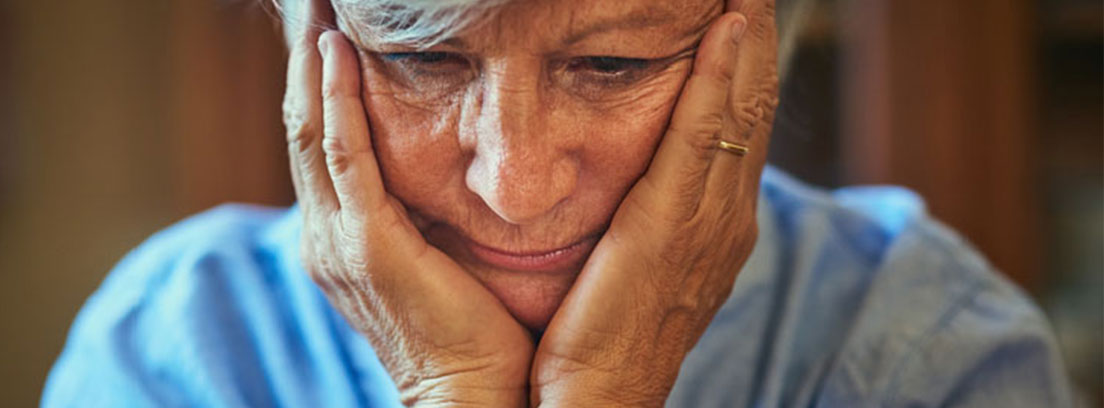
[282,2,532,406]
[530,1,778,406]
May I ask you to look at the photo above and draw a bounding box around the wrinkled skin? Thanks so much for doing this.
[282,0,777,405]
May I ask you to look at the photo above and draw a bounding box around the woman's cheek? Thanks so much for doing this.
[581,72,689,184]
[360,66,465,206]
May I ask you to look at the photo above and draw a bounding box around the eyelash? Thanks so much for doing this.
[381,52,459,64]
[566,56,651,78]
[379,52,657,86]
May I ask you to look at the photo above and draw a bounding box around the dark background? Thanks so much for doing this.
[1,0,1100,406]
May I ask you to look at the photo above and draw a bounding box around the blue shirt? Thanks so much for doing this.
[42,167,1074,407]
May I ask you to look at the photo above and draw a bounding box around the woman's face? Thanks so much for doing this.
[337,0,722,330]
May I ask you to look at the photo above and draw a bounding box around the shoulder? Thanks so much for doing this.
[41,204,292,407]
[759,166,926,265]
[51,203,298,355]
[673,168,1073,407]
[818,215,1074,406]
[74,204,295,306]
[762,168,1073,407]
[42,204,398,407]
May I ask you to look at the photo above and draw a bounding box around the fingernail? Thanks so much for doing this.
[731,15,748,43]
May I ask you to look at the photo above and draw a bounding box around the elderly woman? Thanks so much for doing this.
[43,0,1073,406]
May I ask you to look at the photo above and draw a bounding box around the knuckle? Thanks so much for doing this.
[757,2,778,29]
[730,82,780,131]
[670,110,724,160]
[283,98,319,151]
[320,122,371,174]
[320,80,350,103]
[731,100,761,130]
[689,133,720,161]
[693,59,735,89]
[320,130,344,156]
[321,133,354,173]
[281,93,300,123]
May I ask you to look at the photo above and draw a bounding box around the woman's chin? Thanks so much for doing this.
[477,269,578,331]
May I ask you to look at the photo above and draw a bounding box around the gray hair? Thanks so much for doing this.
[275,0,507,48]
[278,0,812,71]
[333,0,509,48]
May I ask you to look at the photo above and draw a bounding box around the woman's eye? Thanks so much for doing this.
[382,52,456,64]
[379,52,471,76]
[568,56,651,76]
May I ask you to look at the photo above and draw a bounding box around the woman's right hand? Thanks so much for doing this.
[281,2,532,406]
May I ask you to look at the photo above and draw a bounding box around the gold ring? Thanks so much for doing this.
[718,140,749,156]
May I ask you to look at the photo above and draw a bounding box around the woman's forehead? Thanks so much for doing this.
[495,0,722,24]
[339,0,722,49]
[510,0,723,45]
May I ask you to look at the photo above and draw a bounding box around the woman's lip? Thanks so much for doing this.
[463,235,598,273]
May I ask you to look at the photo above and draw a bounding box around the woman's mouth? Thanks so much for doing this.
[463,235,599,273]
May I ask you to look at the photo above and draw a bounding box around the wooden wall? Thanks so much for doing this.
[0,2,289,407]
[166,1,293,213]
[840,0,1042,288]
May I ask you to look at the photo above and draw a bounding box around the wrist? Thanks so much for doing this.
[531,375,670,408]
[396,366,530,408]
[533,389,667,408]
[403,382,527,408]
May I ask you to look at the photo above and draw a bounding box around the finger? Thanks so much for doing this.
[636,12,747,218]
[284,0,338,213]
[723,0,778,148]
[318,30,387,215]
[703,0,778,206]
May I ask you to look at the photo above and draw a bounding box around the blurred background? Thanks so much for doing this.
[0,0,1100,406]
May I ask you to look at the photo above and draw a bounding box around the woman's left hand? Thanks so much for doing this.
[530,1,778,406]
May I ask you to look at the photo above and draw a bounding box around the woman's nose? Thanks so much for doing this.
[464,64,578,225]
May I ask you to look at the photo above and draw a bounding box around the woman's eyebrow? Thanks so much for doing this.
[561,8,678,46]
